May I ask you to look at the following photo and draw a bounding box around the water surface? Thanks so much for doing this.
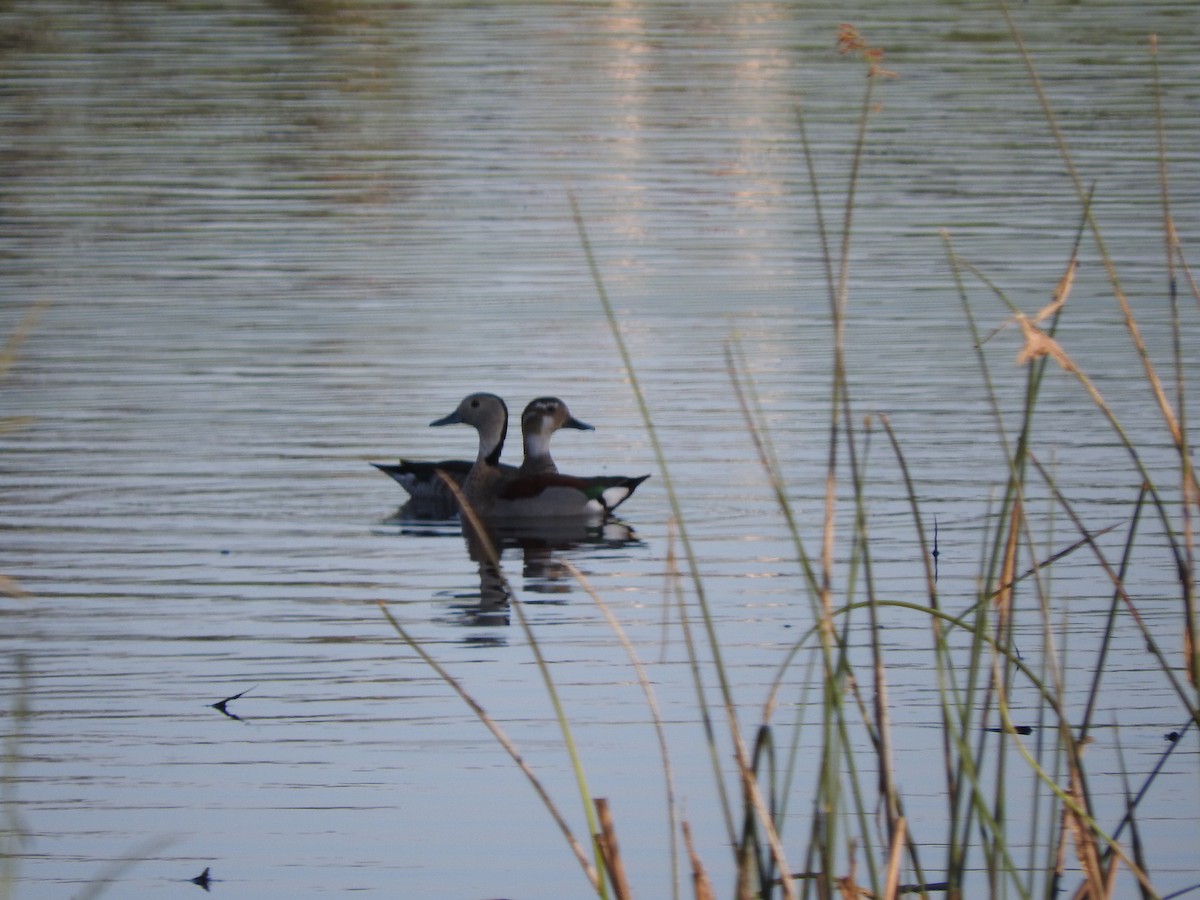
[2,2,1198,897]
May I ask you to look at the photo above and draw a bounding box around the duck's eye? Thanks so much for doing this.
[470,399,480,408]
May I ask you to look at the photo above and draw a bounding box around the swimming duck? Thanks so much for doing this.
[515,396,595,474]
[429,392,649,519]
[373,395,594,501]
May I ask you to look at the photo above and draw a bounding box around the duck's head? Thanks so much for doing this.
[521,396,594,439]
[431,393,509,465]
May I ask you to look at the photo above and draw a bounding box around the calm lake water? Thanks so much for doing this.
[3,1,1199,897]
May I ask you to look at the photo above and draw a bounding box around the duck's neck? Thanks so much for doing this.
[478,409,507,468]
[522,428,552,466]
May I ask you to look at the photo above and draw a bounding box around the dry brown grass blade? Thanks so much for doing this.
[988,524,1121,601]
[1,299,49,442]
[1065,767,1106,900]
[1187,627,1196,690]
[1,574,30,600]
[1036,256,1078,323]
[999,1,1192,479]
[681,820,716,900]
[1014,313,1076,370]
[377,599,601,893]
[1015,252,1080,368]
[595,798,632,900]
[726,756,796,900]
[565,558,681,900]
[836,843,860,900]
[1176,240,1200,318]
[1103,855,1121,897]
[0,298,50,380]
[883,817,907,900]
[836,868,859,898]
[1054,799,1070,893]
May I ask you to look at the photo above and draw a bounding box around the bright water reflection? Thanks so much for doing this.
[2,1,1199,897]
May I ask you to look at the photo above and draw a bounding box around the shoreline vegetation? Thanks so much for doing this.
[384,13,1198,900]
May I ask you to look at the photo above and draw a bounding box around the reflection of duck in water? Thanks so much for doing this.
[373,395,595,508]
[428,392,649,519]
[454,513,644,626]
[387,500,645,630]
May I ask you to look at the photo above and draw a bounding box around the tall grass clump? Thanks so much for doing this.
[383,10,1198,899]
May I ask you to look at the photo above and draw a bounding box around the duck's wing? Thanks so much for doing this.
[499,471,650,514]
[372,459,473,497]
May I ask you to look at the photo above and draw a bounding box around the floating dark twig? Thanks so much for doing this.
[210,686,256,720]
[190,866,212,891]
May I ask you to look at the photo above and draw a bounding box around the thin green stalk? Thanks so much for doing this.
[378,602,601,892]
[1028,453,1199,724]
[995,692,1158,897]
[950,508,997,893]
[569,190,736,729]
[794,110,851,892]
[422,475,608,891]
[570,193,796,897]
[1080,486,1149,738]
[568,191,741,745]
[944,232,1022,896]
[733,339,917,889]
[941,239,1002,894]
[1024,505,1059,900]
[725,339,821,599]
[665,521,737,848]
[1,656,30,900]
[793,46,892,892]
[563,559,681,900]
[942,231,1014,460]
[1045,692,1068,900]
[725,342,831,894]
[943,189,1095,896]
[507,573,606,886]
[1017,470,1074,753]
[876,415,938,891]
[1109,718,1193,850]
[773,650,820,837]
[843,429,887,893]
[998,1,1190,465]
[794,99,846,899]
[989,253,1082,897]
[1112,725,1152,900]
[1151,33,1198,696]
[830,665,881,890]
[987,628,1021,897]
[781,595,1088,896]
[449,479,607,894]
[740,728,779,892]
[1000,0,1197,693]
